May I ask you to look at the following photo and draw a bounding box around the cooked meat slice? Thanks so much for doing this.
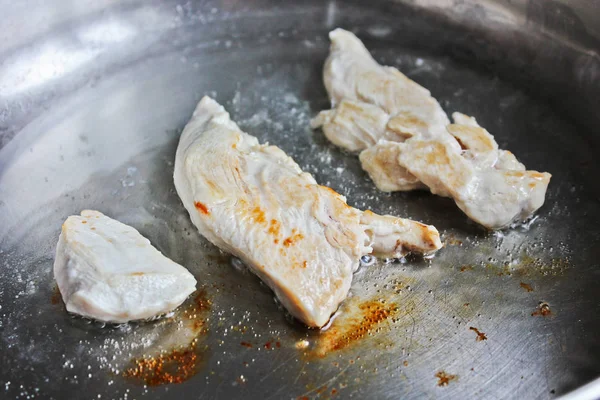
[322,29,450,137]
[312,29,551,229]
[361,211,441,257]
[311,100,391,152]
[358,141,425,192]
[174,97,441,327]
[54,210,197,323]
[396,139,551,228]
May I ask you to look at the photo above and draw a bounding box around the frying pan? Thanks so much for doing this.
[1,0,599,398]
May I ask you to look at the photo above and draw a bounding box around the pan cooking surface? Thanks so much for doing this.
[1,1,599,399]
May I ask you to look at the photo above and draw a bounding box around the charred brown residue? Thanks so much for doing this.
[240,341,253,348]
[206,252,231,265]
[485,262,512,276]
[123,344,201,386]
[436,371,457,387]
[194,201,210,215]
[173,287,211,336]
[444,234,463,247]
[316,386,328,395]
[261,340,282,350]
[516,254,570,277]
[309,298,398,358]
[469,327,487,341]
[460,265,473,272]
[482,252,571,279]
[532,302,552,317]
[188,290,211,332]
[262,341,280,350]
[51,285,62,305]
[123,289,211,386]
[520,282,534,292]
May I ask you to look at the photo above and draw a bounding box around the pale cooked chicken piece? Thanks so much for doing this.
[310,100,408,152]
[174,96,441,328]
[310,97,446,192]
[357,141,425,192]
[312,29,551,229]
[311,27,454,191]
[399,113,550,228]
[396,139,551,228]
[54,210,197,323]
[321,30,450,137]
[449,113,526,172]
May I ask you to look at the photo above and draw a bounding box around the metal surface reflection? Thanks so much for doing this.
[0,1,599,399]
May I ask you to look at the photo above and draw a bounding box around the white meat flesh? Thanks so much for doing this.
[311,29,551,229]
[174,96,441,328]
[54,210,197,323]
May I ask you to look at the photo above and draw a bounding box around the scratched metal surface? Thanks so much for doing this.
[1,0,600,399]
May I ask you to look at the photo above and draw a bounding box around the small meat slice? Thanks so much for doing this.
[311,28,454,191]
[311,100,391,152]
[54,210,197,323]
[311,99,434,152]
[396,138,551,229]
[312,29,551,229]
[361,211,441,257]
[174,97,441,328]
[358,141,425,192]
[322,29,450,136]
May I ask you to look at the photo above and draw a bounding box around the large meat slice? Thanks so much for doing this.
[311,29,551,229]
[54,210,197,323]
[174,97,441,328]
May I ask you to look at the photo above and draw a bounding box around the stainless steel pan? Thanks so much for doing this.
[1,0,599,398]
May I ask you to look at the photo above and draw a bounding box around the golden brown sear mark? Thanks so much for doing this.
[469,327,487,341]
[124,289,212,386]
[310,299,397,357]
[283,230,304,247]
[268,219,280,236]
[194,201,209,215]
[251,207,266,224]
